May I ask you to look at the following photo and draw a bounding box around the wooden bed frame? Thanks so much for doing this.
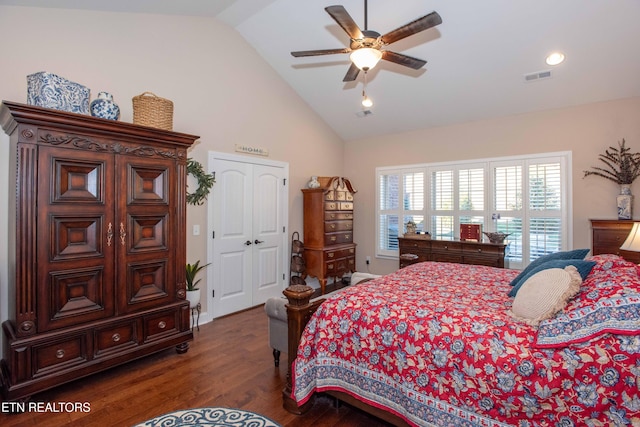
[281,281,410,426]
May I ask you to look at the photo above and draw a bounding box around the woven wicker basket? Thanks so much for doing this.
[132,92,173,130]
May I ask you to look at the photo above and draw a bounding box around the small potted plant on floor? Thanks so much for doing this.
[185,260,210,308]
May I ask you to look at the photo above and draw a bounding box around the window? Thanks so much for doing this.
[377,169,424,257]
[376,152,571,269]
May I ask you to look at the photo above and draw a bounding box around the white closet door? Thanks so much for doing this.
[252,165,286,305]
[209,155,287,318]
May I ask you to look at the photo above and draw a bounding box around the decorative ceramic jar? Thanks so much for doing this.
[27,71,90,114]
[307,176,320,188]
[617,184,633,220]
[90,91,120,120]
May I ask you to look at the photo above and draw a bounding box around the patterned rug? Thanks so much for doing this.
[133,407,281,427]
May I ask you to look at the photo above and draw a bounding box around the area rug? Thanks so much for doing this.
[133,407,281,427]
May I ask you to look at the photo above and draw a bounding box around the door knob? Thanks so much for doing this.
[244,240,253,246]
[254,239,264,244]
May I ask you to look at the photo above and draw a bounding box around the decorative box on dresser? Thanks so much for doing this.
[302,177,356,295]
[398,237,507,269]
[590,219,640,264]
[0,101,197,401]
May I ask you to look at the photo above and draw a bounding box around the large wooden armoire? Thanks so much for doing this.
[0,101,197,400]
[302,177,356,294]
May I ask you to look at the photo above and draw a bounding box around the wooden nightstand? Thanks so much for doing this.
[590,219,640,263]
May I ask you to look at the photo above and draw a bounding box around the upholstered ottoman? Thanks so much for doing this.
[264,272,381,367]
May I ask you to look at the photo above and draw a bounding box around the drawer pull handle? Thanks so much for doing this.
[158,321,167,329]
[330,236,337,242]
[345,235,350,240]
[330,224,336,229]
[444,245,448,250]
[56,349,65,359]
[328,253,335,258]
[477,248,482,252]
[112,333,121,342]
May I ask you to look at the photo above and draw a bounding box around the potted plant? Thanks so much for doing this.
[584,139,640,219]
[584,139,640,186]
[185,260,210,308]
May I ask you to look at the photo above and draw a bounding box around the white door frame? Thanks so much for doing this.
[202,151,289,323]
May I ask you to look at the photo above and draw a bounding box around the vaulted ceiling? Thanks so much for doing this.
[2,0,639,141]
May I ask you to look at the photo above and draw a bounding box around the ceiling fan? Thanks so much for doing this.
[291,1,442,82]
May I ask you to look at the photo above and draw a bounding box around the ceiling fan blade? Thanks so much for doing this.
[382,51,427,70]
[291,48,351,57]
[342,63,360,82]
[325,5,364,40]
[381,11,442,45]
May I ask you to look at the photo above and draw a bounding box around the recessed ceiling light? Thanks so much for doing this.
[545,52,565,66]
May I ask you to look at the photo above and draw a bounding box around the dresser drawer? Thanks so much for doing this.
[144,309,179,343]
[325,220,353,232]
[324,260,336,275]
[325,232,353,245]
[324,201,354,211]
[94,321,138,357]
[593,229,630,253]
[431,241,462,252]
[325,211,353,221]
[463,243,503,255]
[33,334,88,377]
[346,256,355,270]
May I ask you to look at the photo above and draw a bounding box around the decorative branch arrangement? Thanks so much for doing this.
[187,158,215,205]
[583,139,640,185]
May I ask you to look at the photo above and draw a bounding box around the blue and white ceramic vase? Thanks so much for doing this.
[90,91,120,120]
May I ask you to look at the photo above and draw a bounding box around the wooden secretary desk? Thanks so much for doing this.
[302,177,356,294]
[0,101,197,400]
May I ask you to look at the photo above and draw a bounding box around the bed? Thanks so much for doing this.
[282,254,640,426]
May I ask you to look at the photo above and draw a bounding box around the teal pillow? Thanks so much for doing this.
[508,259,595,297]
[509,249,590,288]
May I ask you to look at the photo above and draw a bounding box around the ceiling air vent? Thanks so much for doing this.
[355,110,373,118]
[524,70,552,82]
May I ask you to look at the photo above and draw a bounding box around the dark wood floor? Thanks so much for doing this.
[0,305,392,427]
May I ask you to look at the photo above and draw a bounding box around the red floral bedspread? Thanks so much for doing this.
[292,262,640,426]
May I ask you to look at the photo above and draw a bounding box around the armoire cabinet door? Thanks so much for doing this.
[117,155,176,313]
[37,147,116,332]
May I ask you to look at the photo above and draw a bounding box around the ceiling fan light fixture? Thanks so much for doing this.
[361,95,373,108]
[350,48,382,70]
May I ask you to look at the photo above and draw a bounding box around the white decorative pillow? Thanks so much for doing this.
[510,265,582,326]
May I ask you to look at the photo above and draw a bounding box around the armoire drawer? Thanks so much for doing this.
[144,309,179,343]
[94,320,139,357]
[33,334,88,377]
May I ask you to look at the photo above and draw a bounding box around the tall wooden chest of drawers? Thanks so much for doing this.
[302,177,356,294]
[590,219,640,263]
[0,102,196,400]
